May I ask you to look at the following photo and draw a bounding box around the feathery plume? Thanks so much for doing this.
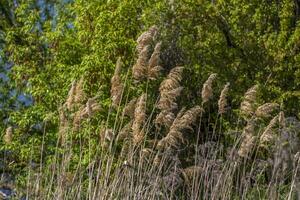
[132,45,149,80]
[218,82,230,114]
[181,166,202,186]
[74,77,85,105]
[238,134,256,158]
[72,97,101,131]
[58,106,68,144]
[111,57,124,108]
[155,67,184,128]
[238,120,256,158]
[260,115,279,145]
[201,73,217,104]
[132,94,147,145]
[3,126,13,144]
[157,106,203,150]
[148,42,162,68]
[147,42,163,80]
[100,128,114,149]
[155,110,175,128]
[65,80,77,110]
[157,87,183,111]
[136,25,158,54]
[159,67,184,92]
[278,111,285,127]
[123,98,137,118]
[240,85,258,116]
[117,121,133,142]
[255,103,279,118]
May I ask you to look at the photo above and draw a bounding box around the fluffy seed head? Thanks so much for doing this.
[123,98,137,118]
[111,58,124,108]
[201,73,217,104]
[240,85,258,116]
[260,115,279,146]
[74,77,85,105]
[132,94,147,145]
[278,111,285,127]
[159,67,184,92]
[255,103,279,118]
[3,126,13,144]
[136,25,158,54]
[65,80,77,110]
[132,45,149,80]
[157,106,203,150]
[238,134,256,158]
[218,82,230,114]
[155,110,176,128]
[238,120,256,158]
[148,42,162,69]
[148,42,162,68]
[117,121,133,142]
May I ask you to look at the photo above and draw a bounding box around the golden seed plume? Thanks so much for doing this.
[123,98,137,118]
[74,77,85,105]
[148,42,162,67]
[260,115,279,146]
[132,45,149,80]
[255,103,279,118]
[181,166,202,186]
[136,25,158,54]
[65,80,77,110]
[238,120,256,158]
[157,106,203,150]
[111,57,124,108]
[240,85,258,116]
[117,121,133,142]
[278,111,285,127]
[157,87,183,111]
[58,106,68,144]
[72,97,101,131]
[155,66,184,128]
[201,73,217,104]
[159,67,184,92]
[238,134,256,158]
[155,110,176,129]
[147,42,163,80]
[100,128,114,149]
[218,82,230,114]
[3,126,13,144]
[132,94,147,145]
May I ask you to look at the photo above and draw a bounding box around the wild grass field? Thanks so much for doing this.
[1,1,300,200]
